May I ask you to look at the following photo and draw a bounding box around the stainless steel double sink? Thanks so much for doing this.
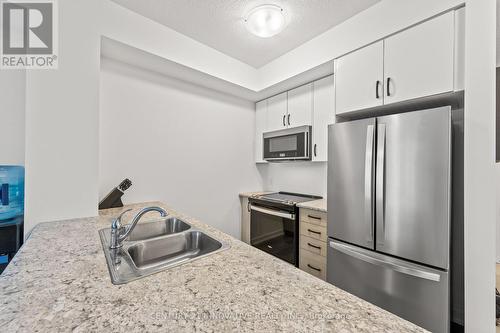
[99,217,230,284]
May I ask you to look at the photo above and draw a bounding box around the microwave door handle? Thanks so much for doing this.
[364,125,375,243]
[250,205,295,220]
[306,132,309,158]
[329,241,441,282]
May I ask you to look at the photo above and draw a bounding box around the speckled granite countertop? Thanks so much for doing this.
[239,191,274,198]
[0,201,426,332]
[297,199,327,213]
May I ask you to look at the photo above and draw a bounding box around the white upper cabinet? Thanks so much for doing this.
[384,11,454,104]
[266,92,287,132]
[335,10,461,116]
[255,100,267,163]
[287,83,313,128]
[335,41,384,115]
[312,75,335,162]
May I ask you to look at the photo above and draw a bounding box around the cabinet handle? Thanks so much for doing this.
[314,144,317,157]
[308,215,321,220]
[247,201,251,212]
[386,77,391,97]
[283,115,286,127]
[307,228,321,235]
[287,114,291,126]
[307,264,321,272]
[307,242,322,250]
[376,80,381,99]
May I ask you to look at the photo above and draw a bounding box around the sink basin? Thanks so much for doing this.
[99,220,229,284]
[127,217,191,241]
[128,231,223,270]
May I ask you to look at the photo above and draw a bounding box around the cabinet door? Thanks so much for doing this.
[255,100,267,163]
[335,41,384,115]
[384,12,454,104]
[240,196,251,244]
[287,83,313,128]
[266,92,287,132]
[312,75,335,162]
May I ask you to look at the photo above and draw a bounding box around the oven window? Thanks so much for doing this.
[269,135,297,152]
[250,208,296,265]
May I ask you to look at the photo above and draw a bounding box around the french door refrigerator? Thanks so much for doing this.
[327,106,452,333]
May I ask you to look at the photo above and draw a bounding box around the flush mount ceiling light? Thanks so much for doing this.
[244,4,287,38]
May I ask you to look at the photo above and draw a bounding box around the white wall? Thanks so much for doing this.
[258,162,327,198]
[99,59,263,238]
[24,0,100,234]
[0,70,25,166]
[100,0,258,90]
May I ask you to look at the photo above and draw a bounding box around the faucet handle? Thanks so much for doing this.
[116,208,133,222]
[112,208,133,230]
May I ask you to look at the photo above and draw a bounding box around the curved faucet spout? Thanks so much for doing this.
[110,206,168,249]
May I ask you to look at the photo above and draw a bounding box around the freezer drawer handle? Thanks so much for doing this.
[307,243,321,250]
[307,229,321,235]
[307,264,321,272]
[250,205,295,220]
[329,241,441,282]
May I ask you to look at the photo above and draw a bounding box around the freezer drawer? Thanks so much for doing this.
[328,240,449,333]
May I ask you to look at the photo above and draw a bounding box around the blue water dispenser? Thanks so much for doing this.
[0,166,24,273]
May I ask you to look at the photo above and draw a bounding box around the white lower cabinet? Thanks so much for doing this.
[240,196,250,244]
[299,208,327,280]
[312,75,335,162]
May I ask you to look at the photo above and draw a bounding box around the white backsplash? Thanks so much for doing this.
[257,161,327,198]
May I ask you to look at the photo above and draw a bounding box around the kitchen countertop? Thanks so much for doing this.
[238,191,274,198]
[297,198,327,213]
[0,201,426,332]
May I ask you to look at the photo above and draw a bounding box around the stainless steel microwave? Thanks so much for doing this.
[263,125,312,161]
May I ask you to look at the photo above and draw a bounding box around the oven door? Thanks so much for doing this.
[250,204,297,266]
[263,126,311,161]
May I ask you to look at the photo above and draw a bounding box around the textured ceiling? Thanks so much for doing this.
[110,0,381,68]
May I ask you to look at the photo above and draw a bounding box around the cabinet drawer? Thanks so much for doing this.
[299,249,326,280]
[300,221,327,242]
[300,209,327,226]
[300,235,327,257]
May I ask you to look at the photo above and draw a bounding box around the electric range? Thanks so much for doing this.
[248,192,322,266]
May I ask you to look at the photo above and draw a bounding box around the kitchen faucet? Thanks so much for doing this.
[109,206,168,249]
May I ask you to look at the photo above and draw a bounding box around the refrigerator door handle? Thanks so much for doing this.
[364,125,375,242]
[376,123,386,246]
[329,241,441,282]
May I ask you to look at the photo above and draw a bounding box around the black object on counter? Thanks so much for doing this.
[0,217,23,274]
[98,179,132,210]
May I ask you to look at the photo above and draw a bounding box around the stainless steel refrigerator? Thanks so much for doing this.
[327,106,462,333]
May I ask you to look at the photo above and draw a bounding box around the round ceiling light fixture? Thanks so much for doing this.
[244,4,286,38]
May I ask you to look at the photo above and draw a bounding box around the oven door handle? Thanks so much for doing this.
[250,205,295,220]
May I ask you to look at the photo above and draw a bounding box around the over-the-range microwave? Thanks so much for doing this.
[263,125,312,161]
